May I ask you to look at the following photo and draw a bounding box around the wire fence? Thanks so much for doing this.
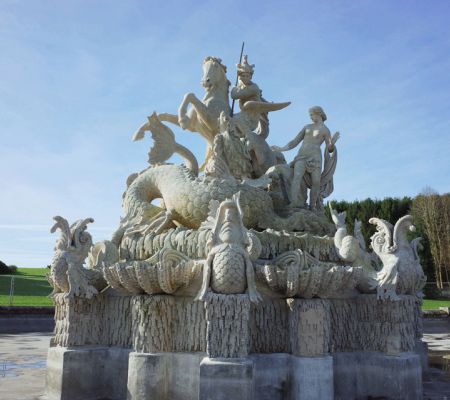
[1,275,449,306]
[0,275,53,306]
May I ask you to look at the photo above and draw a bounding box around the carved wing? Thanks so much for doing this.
[369,217,394,254]
[376,258,400,301]
[70,218,94,249]
[329,204,346,228]
[146,112,176,165]
[392,215,415,250]
[51,216,71,251]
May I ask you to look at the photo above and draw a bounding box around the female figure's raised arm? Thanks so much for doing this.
[272,126,306,152]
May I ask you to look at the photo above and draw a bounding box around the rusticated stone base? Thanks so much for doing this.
[52,293,422,356]
[46,293,424,399]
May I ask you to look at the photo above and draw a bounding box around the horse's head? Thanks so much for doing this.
[202,57,230,91]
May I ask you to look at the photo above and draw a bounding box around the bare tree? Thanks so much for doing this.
[412,188,450,289]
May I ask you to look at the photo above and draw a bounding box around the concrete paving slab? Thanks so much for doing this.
[0,317,449,399]
[0,332,51,400]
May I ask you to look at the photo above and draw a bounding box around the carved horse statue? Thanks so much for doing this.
[133,57,231,165]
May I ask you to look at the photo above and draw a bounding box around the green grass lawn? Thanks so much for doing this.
[0,268,53,306]
[422,299,450,310]
[1,268,450,310]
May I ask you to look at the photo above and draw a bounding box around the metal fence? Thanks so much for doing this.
[1,275,449,305]
[0,275,52,306]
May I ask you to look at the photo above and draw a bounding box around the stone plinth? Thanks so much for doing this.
[46,346,130,400]
[127,352,204,400]
[333,351,422,399]
[199,358,254,400]
[46,293,424,400]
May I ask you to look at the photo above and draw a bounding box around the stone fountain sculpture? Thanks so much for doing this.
[45,54,427,400]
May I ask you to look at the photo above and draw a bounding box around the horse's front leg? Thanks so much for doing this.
[158,113,179,126]
[178,93,208,130]
[132,121,150,141]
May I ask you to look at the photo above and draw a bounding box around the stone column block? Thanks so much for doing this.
[127,352,204,400]
[199,357,254,400]
[333,351,422,400]
[204,293,251,358]
[287,299,330,356]
[290,355,334,400]
[127,353,168,400]
[46,346,130,400]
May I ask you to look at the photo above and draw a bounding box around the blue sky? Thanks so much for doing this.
[1,0,449,268]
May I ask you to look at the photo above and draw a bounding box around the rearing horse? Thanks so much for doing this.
[134,57,230,164]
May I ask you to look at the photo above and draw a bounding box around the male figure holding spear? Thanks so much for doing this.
[230,54,290,138]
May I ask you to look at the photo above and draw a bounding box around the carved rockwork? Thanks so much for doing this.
[51,294,420,356]
[52,293,132,347]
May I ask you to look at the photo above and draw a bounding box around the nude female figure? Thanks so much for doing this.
[272,106,339,209]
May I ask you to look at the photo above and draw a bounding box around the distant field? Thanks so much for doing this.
[1,269,450,309]
[422,299,450,310]
[0,268,53,306]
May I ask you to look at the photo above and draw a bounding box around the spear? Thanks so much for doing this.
[230,41,245,117]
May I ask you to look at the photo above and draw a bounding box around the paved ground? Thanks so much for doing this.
[0,318,449,400]
[0,332,49,400]
[423,317,450,399]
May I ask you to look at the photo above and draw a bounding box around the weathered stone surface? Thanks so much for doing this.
[250,354,289,400]
[290,355,334,400]
[329,294,420,353]
[204,293,251,358]
[131,295,206,353]
[44,53,428,400]
[46,346,130,400]
[127,352,204,400]
[333,351,422,400]
[199,357,254,400]
[250,299,289,353]
[52,293,421,357]
[288,298,330,356]
[53,292,132,347]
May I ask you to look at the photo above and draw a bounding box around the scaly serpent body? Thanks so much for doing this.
[122,164,332,234]
[210,244,247,294]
